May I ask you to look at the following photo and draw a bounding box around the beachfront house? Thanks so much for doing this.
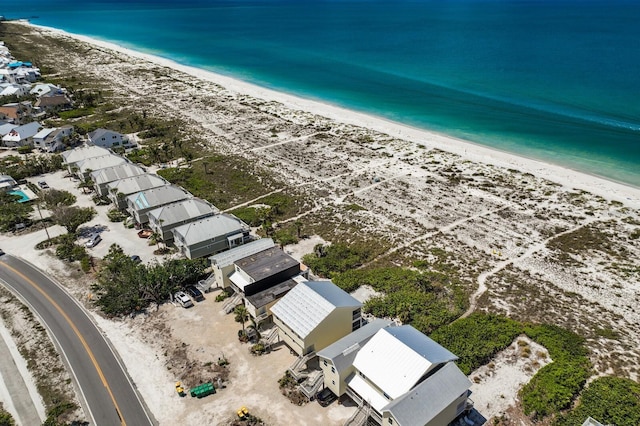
[341,325,471,426]
[0,101,33,124]
[126,185,192,226]
[33,125,73,152]
[2,121,41,147]
[107,174,168,209]
[74,154,128,180]
[208,238,276,289]
[228,246,305,321]
[171,214,250,260]
[29,83,62,97]
[317,319,393,397]
[147,198,218,242]
[35,93,73,113]
[271,280,363,356]
[0,83,30,97]
[91,163,146,197]
[88,128,134,150]
[61,145,112,173]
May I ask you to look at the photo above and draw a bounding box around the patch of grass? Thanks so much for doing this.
[57,107,95,119]
[302,243,373,278]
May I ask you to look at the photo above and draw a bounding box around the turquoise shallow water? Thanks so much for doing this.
[3,0,640,186]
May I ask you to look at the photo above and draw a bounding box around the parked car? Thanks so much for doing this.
[0,248,5,256]
[37,181,49,189]
[175,291,193,308]
[315,388,337,407]
[130,255,142,263]
[85,233,102,248]
[186,285,204,302]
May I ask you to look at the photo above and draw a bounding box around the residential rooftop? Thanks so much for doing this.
[235,246,299,282]
[209,238,275,269]
[147,198,218,227]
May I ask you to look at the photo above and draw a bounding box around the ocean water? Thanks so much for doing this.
[3,0,640,186]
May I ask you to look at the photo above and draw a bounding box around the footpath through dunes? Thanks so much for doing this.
[10,20,640,389]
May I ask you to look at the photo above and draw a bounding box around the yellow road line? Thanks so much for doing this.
[2,263,126,426]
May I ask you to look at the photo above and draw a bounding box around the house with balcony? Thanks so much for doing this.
[317,319,393,398]
[91,163,146,197]
[271,280,363,356]
[88,128,134,150]
[147,198,218,242]
[227,246,305,321]
[35,93,72,112]
[208,238,276,289]
[107,174,168,209]
[171,213,250,260]
[341,325,472,426]
[126,185,192,226]
[33,125,73,152]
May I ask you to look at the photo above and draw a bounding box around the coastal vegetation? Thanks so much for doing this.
[91,245,207,316]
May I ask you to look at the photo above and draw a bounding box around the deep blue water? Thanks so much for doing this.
[3,0,640,186]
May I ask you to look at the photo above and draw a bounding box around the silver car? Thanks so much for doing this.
[85,233,102,248]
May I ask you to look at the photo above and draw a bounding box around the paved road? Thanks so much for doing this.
[0,255,155,426]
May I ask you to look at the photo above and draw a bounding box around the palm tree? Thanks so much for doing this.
[234,305,249,332]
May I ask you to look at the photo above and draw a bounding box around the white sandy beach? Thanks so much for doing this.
[0,20,638,426]
[28,22,640,210]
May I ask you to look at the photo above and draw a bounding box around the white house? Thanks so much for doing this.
[33,125,73,152]
[208,238,276,289]
[88,128,134,149]
[343,325,471,426]
[30,83,62,97]
[2,121,41,147]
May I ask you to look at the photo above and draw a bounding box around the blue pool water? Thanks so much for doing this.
[9,189,30,203]
[3,0,640,186]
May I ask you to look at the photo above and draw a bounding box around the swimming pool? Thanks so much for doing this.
[9,190,30,203]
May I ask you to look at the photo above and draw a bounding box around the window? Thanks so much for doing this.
[332,380,335,385]
[383,392,390,399]
[352,308,361,320]
[388,418,393,425]
[352,320,361,332]
[323,360,327,367]
[331,367,335,373]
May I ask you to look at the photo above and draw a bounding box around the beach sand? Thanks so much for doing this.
[2,21,639,425]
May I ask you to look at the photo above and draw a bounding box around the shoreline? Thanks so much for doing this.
[24,21,640,209]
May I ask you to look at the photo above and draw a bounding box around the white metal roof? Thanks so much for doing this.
[91,163,145,185]
[33,127,54,139]
[353,326,458,399]
[77,154,127,173]
[347,373,390,412]
[107,174,167,196]
[171,213,247,245]
[147,198,217,227]
[229,271,251,291]
[271,281,361,339]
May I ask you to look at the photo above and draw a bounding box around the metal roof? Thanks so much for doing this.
[33,127,55,139]
[317,319,393,373]
[235,246,298,282]
[128,185,191,211]
[171,213,248,245]
[61,145,111,164]
[382,362,471,426]
[107,174,167,196]
[271,281,361,339]
[88,128,124,141]
[353,326,458,399]
[91,163,145,185]
[209,238,275,268]
[147,198,218,227]
[77,154,127,173]
[581,418,605,426]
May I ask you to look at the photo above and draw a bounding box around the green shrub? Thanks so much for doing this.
[107,209,127,222]
[554,376,640,426]
[430,314,522,375]
[302,243,372,278]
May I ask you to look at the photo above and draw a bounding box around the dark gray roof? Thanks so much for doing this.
[382,362,471,426]
[235,246,299,282]
[245,279,298,309]
[317,319,393,372]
